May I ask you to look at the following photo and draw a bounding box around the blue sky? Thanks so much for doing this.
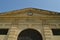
[0,0,60,13]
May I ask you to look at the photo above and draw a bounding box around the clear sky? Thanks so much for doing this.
[0,0,60,13]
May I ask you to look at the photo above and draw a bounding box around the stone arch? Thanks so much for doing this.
[17,28,43,40]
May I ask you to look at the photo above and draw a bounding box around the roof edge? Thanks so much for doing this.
[0,8,60,16]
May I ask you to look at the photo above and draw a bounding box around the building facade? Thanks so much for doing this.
[0,8,60,40]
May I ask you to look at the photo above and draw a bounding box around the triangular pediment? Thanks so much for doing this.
[0,8,60,17]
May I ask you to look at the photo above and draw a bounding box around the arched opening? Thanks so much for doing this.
[17,29,43,40]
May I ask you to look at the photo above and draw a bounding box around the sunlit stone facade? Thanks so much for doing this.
[0,8,60,40]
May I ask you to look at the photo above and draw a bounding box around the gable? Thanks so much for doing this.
[0,8,60,20]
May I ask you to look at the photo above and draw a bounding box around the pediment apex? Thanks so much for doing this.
[0,8,60,16]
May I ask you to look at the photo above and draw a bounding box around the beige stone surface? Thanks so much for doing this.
[0,8,60,40]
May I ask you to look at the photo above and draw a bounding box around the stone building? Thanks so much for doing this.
[0,8,60,40]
